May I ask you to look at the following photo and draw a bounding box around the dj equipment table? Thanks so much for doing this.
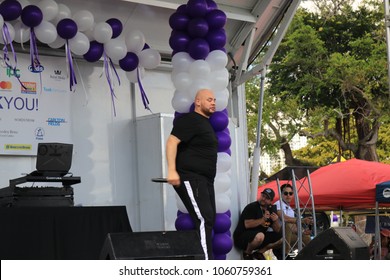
[0,206,132,259]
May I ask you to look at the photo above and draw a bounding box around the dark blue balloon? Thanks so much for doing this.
[187,17,209,38]
[176,4,187,14]
[119,52,139,72]
[206,0,218,11]
[206,9,227,29]
[210,110,229,132]
[169,12,190,31]
[169,30,190,52]
[21,5,43,28]
[57,18,78,39]
[106,18,123,38]
[83,41,104,62]
[206,28,226,50]
[186,0,208,18]
[212,233,233,255]
[0,0,22,21]
[188,38,209,60]
[216,130,231,152]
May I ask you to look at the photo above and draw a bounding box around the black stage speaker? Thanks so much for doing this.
[100,230,205,260]
[295,227,370,260]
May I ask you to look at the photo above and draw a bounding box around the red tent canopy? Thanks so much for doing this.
[258,159,390,210]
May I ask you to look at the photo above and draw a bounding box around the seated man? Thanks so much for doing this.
[233,188,282,260]
[273,183,312,259]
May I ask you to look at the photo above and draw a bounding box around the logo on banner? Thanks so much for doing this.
[0,81,12,91]
[46,117,67,127]
[21,82,37,94]
[35,127,45,140]
[50,69,66,81]
[28,62,44,73]
[6,67,20,78]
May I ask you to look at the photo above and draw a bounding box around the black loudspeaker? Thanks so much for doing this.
[295,227,370,260]
[100,230,205,260]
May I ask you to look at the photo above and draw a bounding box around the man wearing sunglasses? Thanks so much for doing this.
[273,183,313,259]
[233,188,282,260]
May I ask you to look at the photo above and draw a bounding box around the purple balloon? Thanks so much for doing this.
[21,5,42,28]
[212,233,233,255]
[169,30,190,52]
[176,4,187,14]
[83,41,104,62]
[214,254,227,260]
[210,111,229,132]
[188,38,210,60]
[187,17,209,38]
[106,18,123,38]
[216,130,231,152]
[213,213,231,233]
[119,52,139,72]
[206,0,218,11]
[169,12,190,31]
[0,0,22,21]
[206,28,226,50]
[57,18,78,39]
[206,9,227,29]
[175,214,195,230]
[186,0,208,18]
[143,43,150,50]
[224,210,231,217]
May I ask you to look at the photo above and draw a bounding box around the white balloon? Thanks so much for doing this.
[82,29,94,41]
[214,172,231,193]
[53,4,71,25]
[215,193,231,213]
[0,23,15,45]
[93,22,112,44]
[37,0,59,21]
[189,60,211,80]
[73,10,94,32]
[171,90,193,113]
[69,32,90,55]
[171,52,193,72]
[125,30,145,53]
[138,48,160,69]
[35,20,57,44]
[13,21,30,43]
[48,36,65,48]
[217,152,232,173]
[172,72,192,91]
[214,88,229,111]
[0,15,3,28]
[125,67,145,83]
[206,50,228,71]
[210,68,229,91]
[104,38,127,61]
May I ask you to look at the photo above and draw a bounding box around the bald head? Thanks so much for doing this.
[194,89,216,118]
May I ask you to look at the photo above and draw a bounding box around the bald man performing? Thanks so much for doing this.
[166,89,218,260]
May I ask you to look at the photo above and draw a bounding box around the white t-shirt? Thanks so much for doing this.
[274,199,295,218]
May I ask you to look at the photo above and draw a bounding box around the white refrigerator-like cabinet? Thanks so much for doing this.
[135,113,177,232]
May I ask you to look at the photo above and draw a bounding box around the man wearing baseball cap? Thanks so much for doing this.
[233,188,282,260]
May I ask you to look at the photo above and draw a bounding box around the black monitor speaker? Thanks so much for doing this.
[100,231,205,260]
[36,143,73,176]
[295,227,370,260]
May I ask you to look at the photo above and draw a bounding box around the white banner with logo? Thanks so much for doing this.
[0,53,71,155]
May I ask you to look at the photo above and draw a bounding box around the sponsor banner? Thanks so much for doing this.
[0,53,71,155]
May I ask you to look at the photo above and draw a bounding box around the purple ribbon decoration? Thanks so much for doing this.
[29,28,42,73]
[102,51,121,116]
[65,40,77,92]
[137,68,151,111]
[2,24,25,89]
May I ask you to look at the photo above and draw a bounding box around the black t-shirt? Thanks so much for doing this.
[171,111,218,181]
[233,201,272,238]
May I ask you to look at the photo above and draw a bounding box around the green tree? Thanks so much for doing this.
[246,0,390,172]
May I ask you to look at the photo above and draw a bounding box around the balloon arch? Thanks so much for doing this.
[0,0,161,113]
[0,0,233,258]
[169,0,233,259]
